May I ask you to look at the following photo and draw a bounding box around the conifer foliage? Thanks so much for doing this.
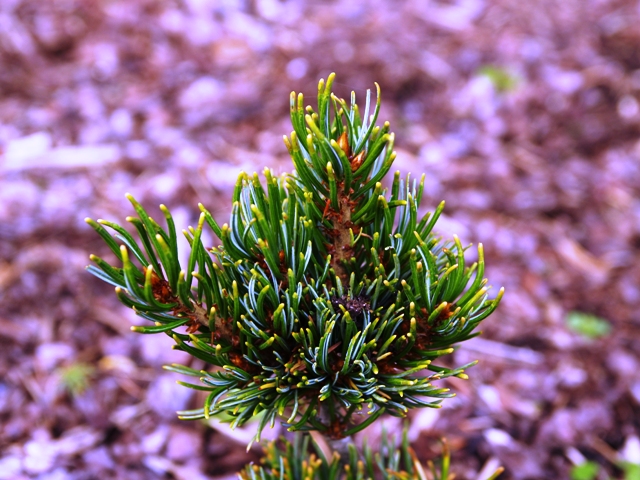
[239,429,501,480]
[86,74,503,442]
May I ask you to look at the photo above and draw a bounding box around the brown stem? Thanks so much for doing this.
[330,194,354,283]
[191,302,210,327]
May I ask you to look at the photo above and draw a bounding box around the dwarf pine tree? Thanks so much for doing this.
[87,74,503,478]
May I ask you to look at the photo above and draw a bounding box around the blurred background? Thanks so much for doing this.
[1,0,640,478]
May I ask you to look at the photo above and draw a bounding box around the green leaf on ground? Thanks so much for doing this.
[621,461,640,480]
[58,363,95,396]
[570,461,600,480]
[478,65,519,92]
[566,311,611,339]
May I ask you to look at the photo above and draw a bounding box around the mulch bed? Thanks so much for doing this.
[1,1,639,478]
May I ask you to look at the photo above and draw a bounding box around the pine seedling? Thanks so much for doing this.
[86,74,503,448]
